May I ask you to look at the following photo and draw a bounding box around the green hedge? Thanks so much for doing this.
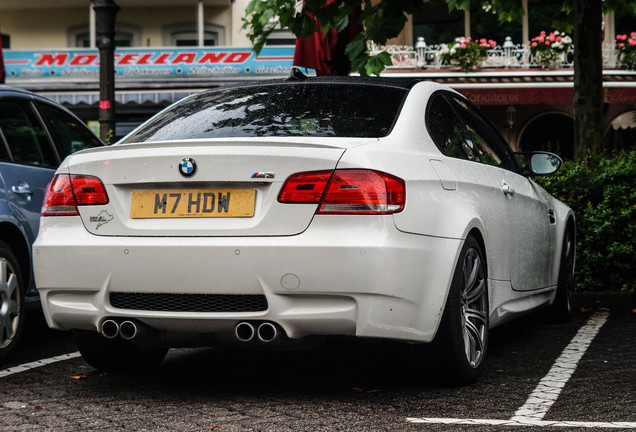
[535,151,636,292]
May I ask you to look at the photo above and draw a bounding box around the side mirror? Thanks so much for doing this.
[517,152,563,177]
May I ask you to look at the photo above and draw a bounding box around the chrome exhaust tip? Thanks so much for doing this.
[119,320,138,340]
[257,322,279,343]
[235,322,255,342]
[101,319,119,339]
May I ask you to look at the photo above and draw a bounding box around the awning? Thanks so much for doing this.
[43,89,202,106]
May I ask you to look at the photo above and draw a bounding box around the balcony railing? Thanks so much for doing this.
[370,38,624,71]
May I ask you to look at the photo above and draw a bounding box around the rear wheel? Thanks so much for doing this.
[547,226,575,323]
[0,242,25,361]
[74,332,168,372]
[424,236,489,385]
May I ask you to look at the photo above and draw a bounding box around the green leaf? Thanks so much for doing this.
[345,34,367,59]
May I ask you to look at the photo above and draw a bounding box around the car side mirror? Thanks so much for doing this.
[516,152,563,177]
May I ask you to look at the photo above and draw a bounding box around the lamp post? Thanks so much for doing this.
[415,37,427,68]
[93,0,120,144]
[506,105,517,130]
[503,36,515,67]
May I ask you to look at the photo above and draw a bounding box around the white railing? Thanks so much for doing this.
[370,38,624,71]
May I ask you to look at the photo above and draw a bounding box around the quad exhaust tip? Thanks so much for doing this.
[235,322,256,342]
[235,321,283,343]
[101,319,119,339]
[119,320,138,340]
[100,319,141,340]
[257,322,279,343]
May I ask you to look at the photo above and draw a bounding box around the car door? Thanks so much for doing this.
[446,95,554,291]
[425,92,514,284]
[0,97,60,241]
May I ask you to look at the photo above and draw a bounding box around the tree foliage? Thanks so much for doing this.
[243,1,635,160]
[243,0,423,76]
[535,151,636,292]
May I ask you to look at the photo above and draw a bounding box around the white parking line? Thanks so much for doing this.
[407,418,636,428]
[511,310,609,421]
[0,352,81,378]
[408,310,636,429]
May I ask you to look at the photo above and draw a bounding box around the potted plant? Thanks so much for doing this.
[528,31,572,69]
[441,37,497,72]
[615,33,636,70]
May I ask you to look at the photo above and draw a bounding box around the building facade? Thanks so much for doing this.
[1,0,635,156]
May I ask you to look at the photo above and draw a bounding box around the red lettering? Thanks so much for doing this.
[34,53,69,67]
[197,52,226,64]
[136,53,154,65]
[171,53,196,64]
[117,53,140,65]
[69,54,99,66]
[154,53,171,64]
[223,52,251,64]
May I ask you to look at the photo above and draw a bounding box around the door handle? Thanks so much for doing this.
[548,209,556,224]
[501,182,515,197]
[12,183,33,196]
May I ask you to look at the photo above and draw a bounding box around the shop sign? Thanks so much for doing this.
[459,87,574,105]
[3,47,297,81]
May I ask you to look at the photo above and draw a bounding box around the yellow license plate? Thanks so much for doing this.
[130,188,255,218]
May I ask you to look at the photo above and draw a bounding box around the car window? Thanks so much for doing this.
[122,83,409,143]
[426,94,468,160]
[0,128,11,161]
[36,102,102,157]
[447,96,521,173]
[0,99,58,167]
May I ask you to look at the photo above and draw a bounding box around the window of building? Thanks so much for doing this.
[1,34,9,49]
[528,0,570,38]
[614,5,636,36]
[412,0,576,46]
[413,3,464,45]
[471,4,521,44]
[265,29,296,46]
[163,23,225,47]
[519,112,574,160]
[69,23,141,47]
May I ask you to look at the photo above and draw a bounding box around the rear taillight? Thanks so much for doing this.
[278,170,405,214]
[42,174,109,216]
[277,171,332,203]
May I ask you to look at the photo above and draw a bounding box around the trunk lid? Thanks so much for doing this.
[65,139,349,236]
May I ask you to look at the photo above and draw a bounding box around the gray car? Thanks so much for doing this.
[0,85,103,360]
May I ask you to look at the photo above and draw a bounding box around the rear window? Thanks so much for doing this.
[121,83,408,143]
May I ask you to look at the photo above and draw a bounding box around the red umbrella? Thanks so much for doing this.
[293,1,362,76]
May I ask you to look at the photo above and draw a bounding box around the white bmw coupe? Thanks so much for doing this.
[33,73,575,384]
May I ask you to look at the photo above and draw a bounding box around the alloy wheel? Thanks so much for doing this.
[459,248,488,368]
[0,258,20,350]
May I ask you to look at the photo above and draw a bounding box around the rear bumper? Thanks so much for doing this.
[34,215,461,344]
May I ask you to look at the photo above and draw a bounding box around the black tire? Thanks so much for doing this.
[74,331,168,372]
[547,226,575,323]
[423,236,489,385]
[0,241,25,362]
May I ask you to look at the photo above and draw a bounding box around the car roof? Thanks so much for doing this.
[198,69,421,94]
[0,85,40,98]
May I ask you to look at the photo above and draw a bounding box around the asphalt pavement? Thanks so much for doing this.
[0,292,634,431]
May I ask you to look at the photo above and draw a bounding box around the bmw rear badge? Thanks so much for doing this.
[179,157,197,177]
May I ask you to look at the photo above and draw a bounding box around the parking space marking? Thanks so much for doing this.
[0,352,81,378]
[511,310,609,421]
[408,310,636,428]
[407,418,636,428]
